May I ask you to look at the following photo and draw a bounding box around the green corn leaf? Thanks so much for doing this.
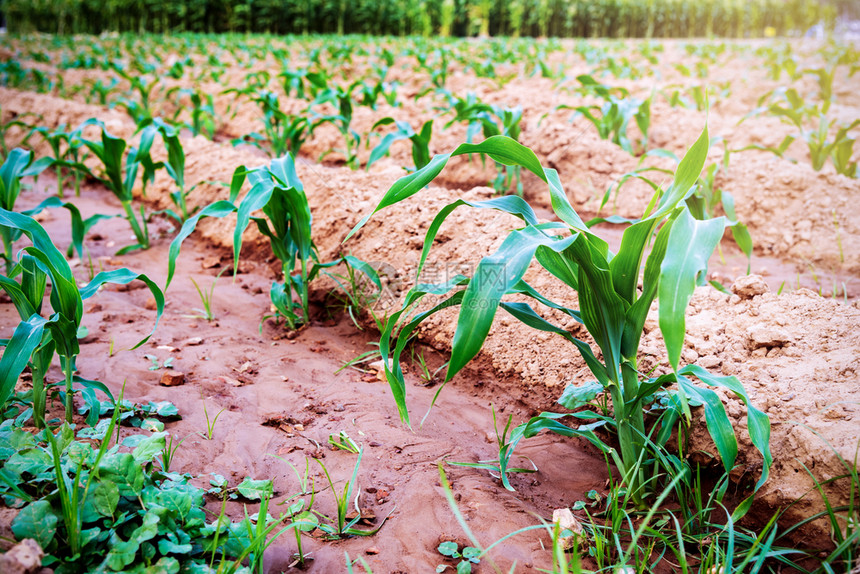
[79,269,164,349]
[521,413,613,456]
[347,136,587,242]
[166,200,237,289]
[416,196,539,281]
[380,284,467,425]
[345,152,451,241]
[0,209,79,321]
[610,218,658,305]
[622,212,679,357]
[0,273,40,320]
[545,169,588,232]
[659,209,726,372]
[447,225,577,381]
[22,196,87,260]
[654,125,710,218]
[233,169,275,270]
[675,375,738,473]
[679,364,772,490]
[535,245,580,290]
[499,301,607,387]
[0,314,48,408]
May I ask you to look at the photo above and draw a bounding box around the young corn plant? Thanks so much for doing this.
[0,209,164,425]
[348,130,772,509]
[312,83,362,169]
[742,87,859,177]
[147,117,194,221]
[366,117,433,172]
[565,92,651,155]
[166,157,314,330]
[167,156,382,331]
[29,124,73,197]
[232,89,310,158]
[79,119,157,253]
[0,148,94,274]
[169,88,217,140]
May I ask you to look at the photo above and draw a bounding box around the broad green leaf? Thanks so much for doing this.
[676,376,738,473]
[416,196,539,281]
[131,432,167,464]
[447,225,576,380]
[654,125,710,218]
[679,365,772,489]
[558,381,605,410]
[236,477,272,501]
[3,447,52,478]
[659,210,726,371]
[166,200,237,289]
[99,453,144,497]
[0,314,48,408]
[91,480,119,517]
[11,499,57,548]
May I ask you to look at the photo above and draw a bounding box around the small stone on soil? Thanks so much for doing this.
[184,337,204,346]
[160,372,186,387]
[365,547,380,555]
[201,256,221,269]
[731,274,769,299]
[747,324,792,349]
[0,538,44,574]
[552,508,584,551]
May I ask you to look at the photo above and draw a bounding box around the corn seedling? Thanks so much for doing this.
[167,87,217,139]
[238,89,311,158]
[0,208,164,424]
[111,62,158,123]
[312,82,362,169]
[146,117,195,221]
[144,354,174,371]
[29,124,73,197]
[167,157,379,332]
[79,119,157,253]
[349,130,772,509]
[367,117,433,172]
[322,255,385,330]
[0,107,38,159]
[563,75,651,154]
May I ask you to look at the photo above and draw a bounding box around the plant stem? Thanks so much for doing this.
[32,362,47,429]
[121,199,148,248]
[1,230,13,274]
[299,257,309,325]
[63,356,74,424]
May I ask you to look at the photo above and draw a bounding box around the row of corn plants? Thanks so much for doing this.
[3,0,842,38]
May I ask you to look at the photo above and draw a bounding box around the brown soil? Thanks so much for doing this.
[2,36,860,569]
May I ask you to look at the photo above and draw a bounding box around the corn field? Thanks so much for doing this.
[2,0,846,38]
